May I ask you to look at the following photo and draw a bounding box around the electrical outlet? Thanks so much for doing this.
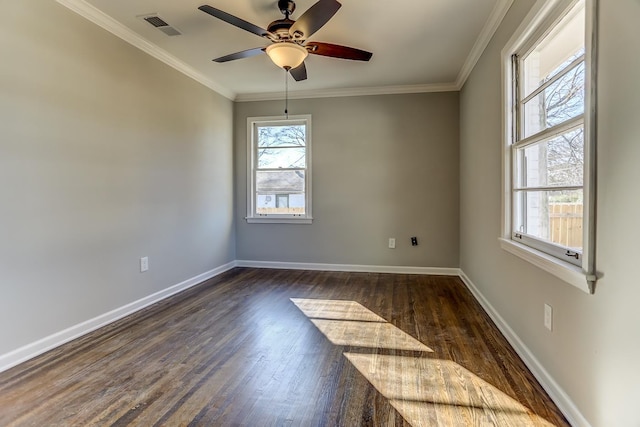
[544,303,553,331]
[140,257,149,273]
[388,238,396,249]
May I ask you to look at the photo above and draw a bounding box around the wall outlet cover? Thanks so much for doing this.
[140,257,149,273]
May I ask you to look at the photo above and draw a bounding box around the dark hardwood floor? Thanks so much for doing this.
[0,268,569,426]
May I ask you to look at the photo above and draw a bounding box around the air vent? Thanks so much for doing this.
[144,16,168,28]
[140,14,182,36]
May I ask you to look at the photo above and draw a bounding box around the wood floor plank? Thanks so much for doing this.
[0,268,569,426]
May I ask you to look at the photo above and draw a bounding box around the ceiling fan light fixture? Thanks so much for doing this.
[266,43,308,70]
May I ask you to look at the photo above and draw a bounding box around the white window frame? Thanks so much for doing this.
[246,115,312,224]
[500,0,598,294]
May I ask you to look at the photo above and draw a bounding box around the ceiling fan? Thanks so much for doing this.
[198,0,373,81]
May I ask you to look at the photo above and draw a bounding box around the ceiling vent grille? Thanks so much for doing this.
[141,14,182,36]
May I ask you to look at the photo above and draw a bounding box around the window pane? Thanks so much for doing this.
[256,170,305,215]
[523,62,585,138]
[258,147,306,169]
[545,49,585,84]
[517,127,584,188]
[276,194,289,208]
[522,1,585,98]
[257,125,306,148]
[514,189,583,250]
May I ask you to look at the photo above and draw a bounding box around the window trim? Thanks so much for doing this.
[246,115,313,224]
[500,0,598,294]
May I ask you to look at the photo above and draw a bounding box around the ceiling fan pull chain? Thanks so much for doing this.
[285,68,289,119]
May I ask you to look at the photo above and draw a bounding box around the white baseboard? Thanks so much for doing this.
[0,260,589,427]
[235,260,460,276]
[0,261,236,374]
[0,260,452,373]
[458,270,591,427]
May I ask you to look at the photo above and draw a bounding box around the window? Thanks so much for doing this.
[246,115,312,224]
[501,0,597,293]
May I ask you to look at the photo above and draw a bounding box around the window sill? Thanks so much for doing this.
[246,217,313,224]
[498,238,592,294]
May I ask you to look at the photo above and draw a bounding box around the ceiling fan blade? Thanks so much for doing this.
[289,0,341,39]
[290,62,308,81]
[306,42,372,61]
[199,5,274,39]
[213,47,266,63]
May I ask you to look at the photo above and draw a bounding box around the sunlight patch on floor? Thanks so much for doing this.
[291,298,432,352]
[310,319,432,352]
[291,298,555,427]
[290,298,386,322]
[345,353,555,426]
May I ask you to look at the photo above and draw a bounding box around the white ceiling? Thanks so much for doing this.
[57,0,512,100]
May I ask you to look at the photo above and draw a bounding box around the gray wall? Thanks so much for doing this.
[0,1,235,355]
[460,1,640,426]
[7,1,635,423]
[234,93,460,268]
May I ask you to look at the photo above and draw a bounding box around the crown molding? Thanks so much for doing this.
[234,82,459,102]
[55,0,236,100]
[455,0,514,89]
[56,0,512,101]
[236,0,513,101]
